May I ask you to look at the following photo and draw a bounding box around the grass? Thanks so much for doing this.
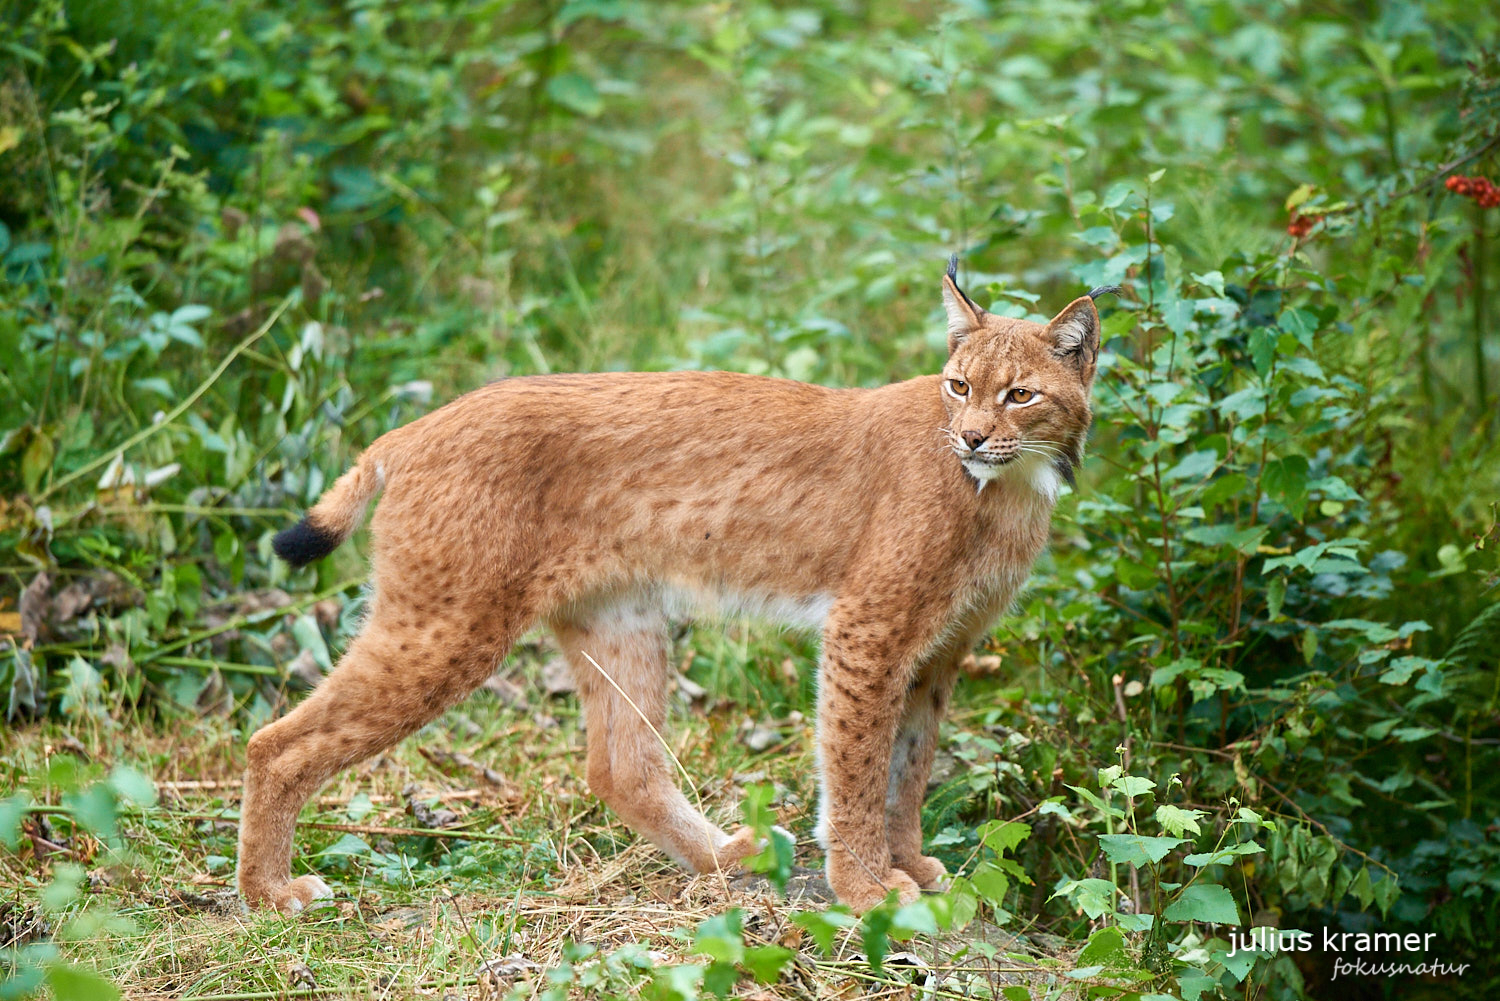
[2,622,1081,1000]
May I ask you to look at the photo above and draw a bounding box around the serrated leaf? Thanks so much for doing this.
[1111,775,1156,798]
[1053,878,1119,919]
[692,910,744,963]
[1163,882,1240,925]
[1183,842,1265,866]
[790,908,856,954]
[892,898,939,936]
[977,819,1031,855]
[1098,833,1185,866]
[1155,804,1206,837]
[741,945,792,984]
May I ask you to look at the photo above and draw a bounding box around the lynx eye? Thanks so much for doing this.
[1007,387,1035,404]
[947,378,969,397]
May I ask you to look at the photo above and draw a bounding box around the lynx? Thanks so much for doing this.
[237,260,1108,914]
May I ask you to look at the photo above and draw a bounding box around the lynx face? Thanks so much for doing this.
[939,261,1104,491]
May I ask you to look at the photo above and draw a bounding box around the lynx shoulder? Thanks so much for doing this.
[237,262,1106,913]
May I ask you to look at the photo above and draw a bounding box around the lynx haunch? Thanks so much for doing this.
[238,261,1109,914]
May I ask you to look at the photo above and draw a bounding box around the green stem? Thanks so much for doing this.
[41,294,295,500]
[153,656,282,677]
[1474,202,1489,418]
[136,577,365,665]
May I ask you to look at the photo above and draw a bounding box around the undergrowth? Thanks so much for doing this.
[2,1,1499,998]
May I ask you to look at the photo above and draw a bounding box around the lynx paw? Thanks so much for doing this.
[894,855,949,891]
[829,864,921,913]
[266,874,334,915]
[714,825,792,870]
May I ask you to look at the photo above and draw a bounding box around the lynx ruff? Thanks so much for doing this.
[237,261,1114,914]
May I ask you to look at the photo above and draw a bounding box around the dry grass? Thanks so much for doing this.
[1,644,1079,1000]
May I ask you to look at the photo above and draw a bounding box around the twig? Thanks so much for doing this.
[172,813,527,843]
[136,577,365,665]
[41,293,296,499]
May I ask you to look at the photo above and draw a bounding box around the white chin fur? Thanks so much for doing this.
[962,453,1063,503]
[961,457,1006,482]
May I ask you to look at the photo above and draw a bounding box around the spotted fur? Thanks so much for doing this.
[236,268,1100,914]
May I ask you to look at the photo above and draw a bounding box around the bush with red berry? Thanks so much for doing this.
[1446,173,1500,208]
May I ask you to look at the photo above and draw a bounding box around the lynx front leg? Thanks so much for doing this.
[886,653,962,890]
[554,610,762,874]
[816,596,952,912]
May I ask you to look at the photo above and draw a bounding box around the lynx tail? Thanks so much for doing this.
[272,454,385,567]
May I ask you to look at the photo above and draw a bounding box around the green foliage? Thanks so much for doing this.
[2,0,1499,998]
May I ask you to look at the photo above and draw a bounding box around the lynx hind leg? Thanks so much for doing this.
[886,654,962,890]
[238,611,514,913]
[554,608,761,874]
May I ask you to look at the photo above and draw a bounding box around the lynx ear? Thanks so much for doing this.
[941,255,986,353]
[1047,295,1101,372]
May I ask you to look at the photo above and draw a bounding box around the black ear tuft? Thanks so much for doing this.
[1087,285,1122,301]
[272,517,341,567]
[946,254,960,282]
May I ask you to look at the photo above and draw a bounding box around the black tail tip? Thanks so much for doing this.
[272,518,341,567]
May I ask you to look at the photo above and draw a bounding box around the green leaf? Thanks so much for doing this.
[701,959,736,999]
[1076,925,1129,968]
[1177,970,1219,1001]
[1163,882,1240,925]
[547,73,604,116]
[970,860,1011,905]
[0,794,29,850]
[1183,842,1265,866]
[1053,878,1119,919]
[1162,448,1218,482]
[64,783,117,839]
[977,819,1031,855]
[1278,307,1318,348]
[1155,804,1206,837]
[741,945,792,984]
[1285,183,1315,212]
[790,908,856,954]
[46,965,121,1001]
[1098,833,1185,866]
[318,833,371,856]
[1373,873,1400,915]
[861,900,893,970]
[21,430,53,496]
[692,910,744,964]
[1110,775,1156,798]
[650,964,703,1001]
[107,766,157,807]
[1261,455,1310,514]
[1249,327,1277,376]
[291,614,332,671]
[892,898,939,936]
[1266,576,1286,621]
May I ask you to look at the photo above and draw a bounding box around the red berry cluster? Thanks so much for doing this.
[1287,214,1314,239]
[1446,174,1500,208]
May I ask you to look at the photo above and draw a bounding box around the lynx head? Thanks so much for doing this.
[938,256,1113,495]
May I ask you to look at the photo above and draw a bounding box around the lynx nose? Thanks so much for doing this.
[962,430,988,451]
